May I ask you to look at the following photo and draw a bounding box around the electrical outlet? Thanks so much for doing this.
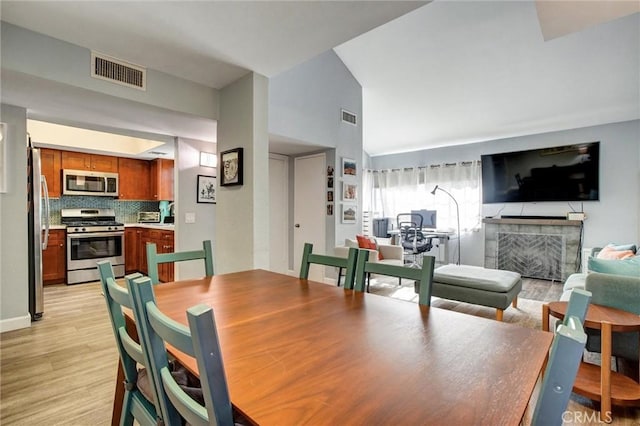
[185,212,196,223]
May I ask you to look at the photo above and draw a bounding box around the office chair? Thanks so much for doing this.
[397,213,433,268]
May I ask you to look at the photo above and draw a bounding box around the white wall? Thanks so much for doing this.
[371,120,640,266]
[269,50,362,260]
[0,104,30,331]
[174,137,217,280]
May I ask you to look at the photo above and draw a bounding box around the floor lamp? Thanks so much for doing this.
[431,185,461,265]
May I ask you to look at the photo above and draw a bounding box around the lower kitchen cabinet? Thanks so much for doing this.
[125,228,141,273]
[133,228,174,282]
[43,229,66,284]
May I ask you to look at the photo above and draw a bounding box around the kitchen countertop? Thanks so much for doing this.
[125,223,175,230]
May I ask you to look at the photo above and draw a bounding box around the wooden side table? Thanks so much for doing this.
[543,301,640,422]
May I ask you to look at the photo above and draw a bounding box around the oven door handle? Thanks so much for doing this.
[67,231,124,239]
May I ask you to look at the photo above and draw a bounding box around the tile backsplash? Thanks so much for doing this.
[49,196,160,224]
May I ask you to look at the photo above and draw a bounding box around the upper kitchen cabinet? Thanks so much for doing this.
[61,151,119,173]
[40,148,61,197]
[150,159,174,200]
[118,158,150,200]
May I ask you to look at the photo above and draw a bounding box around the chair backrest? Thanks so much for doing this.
[397,213,422,232]
[531,316,588,426]
[129,275,234,426]
[96,260,159,425]
[354,249,435,304]
[300,242,359,290]
[146,239,214,284]
[532,289,591,426]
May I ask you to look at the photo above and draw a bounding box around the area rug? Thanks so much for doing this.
[366,276,544,329]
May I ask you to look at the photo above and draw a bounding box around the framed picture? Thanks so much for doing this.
[327,190,334,202]
[327,165,334,177]
[342,204,357,224]
[327,177,334,189]
[342,157,356,177]
[327,204,333,216]
[197,175,217,203]
[342,183,357,201]
[220,147,243,186]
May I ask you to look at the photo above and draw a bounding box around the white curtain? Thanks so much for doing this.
[363,161,482,234]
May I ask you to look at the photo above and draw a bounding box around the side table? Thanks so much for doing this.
[542,301,640,422]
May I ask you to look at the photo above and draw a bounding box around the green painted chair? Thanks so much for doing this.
[146,239,214,284]
[128,275,235,426]
[354,249,435,305]
[96,260,160,426]
[531,289,591,426]
[300,242,358,290]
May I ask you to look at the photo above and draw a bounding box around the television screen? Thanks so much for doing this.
[411,209,437,229]
[481,142,599,203]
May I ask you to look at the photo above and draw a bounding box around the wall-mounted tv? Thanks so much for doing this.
[481,142,599,204]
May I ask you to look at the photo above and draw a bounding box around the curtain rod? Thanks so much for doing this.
[365,160,480,173]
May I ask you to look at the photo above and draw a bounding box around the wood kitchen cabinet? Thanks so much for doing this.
[61,151,118,173]
[137,228,174,282]
[150,159,174,200]
[125,227,142,273]
[39,148,61,197]
[42,229,66,284]
[118,158,150,200]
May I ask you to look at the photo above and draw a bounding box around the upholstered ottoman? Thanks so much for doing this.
[429,264,522,321]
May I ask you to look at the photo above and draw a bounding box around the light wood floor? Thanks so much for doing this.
[1,280,639,425]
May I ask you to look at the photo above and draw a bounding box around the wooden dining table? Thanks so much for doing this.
[113,269,553,425]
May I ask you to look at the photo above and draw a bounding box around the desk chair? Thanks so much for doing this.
[397,213,433,267]
[300,242,358,290]
[96,261,161,426]
[146,240,213,284]
[128,275,236,426]
[355,249,435,304]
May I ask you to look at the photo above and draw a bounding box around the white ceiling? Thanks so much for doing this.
[1,1,638,157]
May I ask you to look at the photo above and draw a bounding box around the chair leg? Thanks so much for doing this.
[366,273,371,292]
[337,268,343,287]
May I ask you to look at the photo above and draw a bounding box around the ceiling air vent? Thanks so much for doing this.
[91,52,146,90]
[341,109,357,126]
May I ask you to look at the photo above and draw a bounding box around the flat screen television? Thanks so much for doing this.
[481,142,600,203]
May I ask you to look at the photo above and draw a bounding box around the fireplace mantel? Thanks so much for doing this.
[483,218,582,227]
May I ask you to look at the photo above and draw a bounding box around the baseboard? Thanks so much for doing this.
[0,314,31,333]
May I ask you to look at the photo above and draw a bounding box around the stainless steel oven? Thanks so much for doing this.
[62,208,125,284]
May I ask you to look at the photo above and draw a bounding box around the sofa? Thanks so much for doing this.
[560,245,640,363]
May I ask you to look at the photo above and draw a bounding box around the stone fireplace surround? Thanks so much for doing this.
[483,218,583,282]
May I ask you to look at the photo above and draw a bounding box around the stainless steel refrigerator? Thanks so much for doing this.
[27,140,50,320]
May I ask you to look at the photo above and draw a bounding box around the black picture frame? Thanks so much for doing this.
[197,175,216,203]
[220,147,243,186]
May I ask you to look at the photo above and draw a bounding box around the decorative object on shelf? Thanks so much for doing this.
[431,185,461,265]
[342,183,357,201]
[327,204,333,216]
[199,151,217,168]
[220,147,243,186]
[327,191,334,202]
[327,177,334,189]
[327,165,334,177]
[342,204,357,224]
[197,175,216,204]
[342,157,356,177]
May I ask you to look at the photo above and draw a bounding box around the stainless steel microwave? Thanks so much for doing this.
[62,169,119,196]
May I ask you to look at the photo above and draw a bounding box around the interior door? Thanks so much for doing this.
[269,154,289,274]
[293,153,326,282]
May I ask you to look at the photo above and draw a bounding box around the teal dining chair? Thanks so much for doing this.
[354,249,435,305]
[128,275,236,426]
[300,242,359,290]
[146,239,213,284]
[96,260,161,426]
[531,289,591,426]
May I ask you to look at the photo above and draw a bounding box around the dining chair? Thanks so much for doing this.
[354,249,435,305]
[128,275,236,426]
[96,260,161,426]
[146,239,213,284]
[300,242,359,290]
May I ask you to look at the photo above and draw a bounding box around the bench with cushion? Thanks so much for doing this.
[427,264,522,321]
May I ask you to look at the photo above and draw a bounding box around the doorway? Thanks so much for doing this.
[293,153,326,282]
[269,154,289,274]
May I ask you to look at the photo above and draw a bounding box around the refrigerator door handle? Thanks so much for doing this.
[42,175,50,250]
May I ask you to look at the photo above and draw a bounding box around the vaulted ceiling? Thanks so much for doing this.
[1,1,638,157]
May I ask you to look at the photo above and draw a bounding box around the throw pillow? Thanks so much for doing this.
[597,246,635,260]
[606,243,637,253]
[355,235,383,260]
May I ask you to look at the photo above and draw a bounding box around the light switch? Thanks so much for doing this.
[185,212,196,224]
